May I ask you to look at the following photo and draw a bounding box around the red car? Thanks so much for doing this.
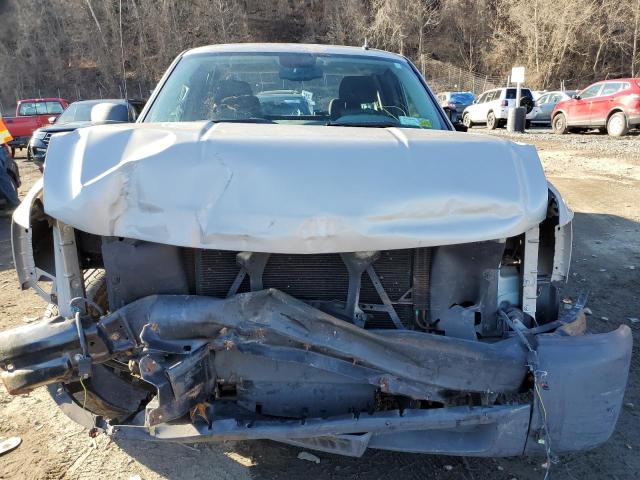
[3,98,69,153]
[551,78,640,136]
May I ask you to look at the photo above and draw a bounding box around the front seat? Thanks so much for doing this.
[210,79,262,120]
[329,76,379,119]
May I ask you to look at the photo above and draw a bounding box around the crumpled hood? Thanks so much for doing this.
[43,122,549,253]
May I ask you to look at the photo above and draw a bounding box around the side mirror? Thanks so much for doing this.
[48,116,56,124]
[572,95,581,100]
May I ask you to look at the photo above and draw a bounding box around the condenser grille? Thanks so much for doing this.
[195,248,426,329]
[263,254,349,302]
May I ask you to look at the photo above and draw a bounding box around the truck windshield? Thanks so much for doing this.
[144,52,446,129]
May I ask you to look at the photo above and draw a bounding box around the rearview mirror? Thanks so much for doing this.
[278,53,324,82]
[279,65,323,82]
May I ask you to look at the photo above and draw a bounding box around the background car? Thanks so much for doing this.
[462,87,535,129]
[436,91,475,125]
[528,91,576,125]
[2,97,68,155]
[551,78,640,136]
[28,99,144,165]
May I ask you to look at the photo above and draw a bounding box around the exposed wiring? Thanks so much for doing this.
[499,309,555,480]
[79,377,88,411]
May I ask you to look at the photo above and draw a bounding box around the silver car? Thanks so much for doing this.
[529,91,576,125]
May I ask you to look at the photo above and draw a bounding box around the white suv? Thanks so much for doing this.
[462,87,535,129]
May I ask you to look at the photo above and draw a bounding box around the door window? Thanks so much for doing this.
[580,84,602,99]
[45,102,64,114]
[600,83,621,96]
[476,92,488,103]
[18,102,37,115]
[537,94,549,104]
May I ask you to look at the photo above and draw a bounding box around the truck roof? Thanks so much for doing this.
[17,98,68,103]
[184,43,406,62]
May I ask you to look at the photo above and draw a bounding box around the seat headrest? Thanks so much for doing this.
[213,80,253,103]
[338,76,378,105]
[90,102,129,122]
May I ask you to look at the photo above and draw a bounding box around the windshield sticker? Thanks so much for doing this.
[399,116,432,128]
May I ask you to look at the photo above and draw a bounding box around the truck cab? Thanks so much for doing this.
[3,98,69,154]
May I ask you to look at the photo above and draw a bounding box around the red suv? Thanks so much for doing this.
[551,78,640,136]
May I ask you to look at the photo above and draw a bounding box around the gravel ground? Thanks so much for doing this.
[0,132,639,480]
[476,126,640,157]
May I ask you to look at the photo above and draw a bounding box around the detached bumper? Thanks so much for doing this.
[0,291,632,457]
[526,325,632,453]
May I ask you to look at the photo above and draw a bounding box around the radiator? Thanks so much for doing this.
[195,248,426,329]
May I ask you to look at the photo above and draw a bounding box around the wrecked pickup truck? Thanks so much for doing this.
[0,44,632,460]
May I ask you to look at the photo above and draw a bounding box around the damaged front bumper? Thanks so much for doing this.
[0,289,632,458]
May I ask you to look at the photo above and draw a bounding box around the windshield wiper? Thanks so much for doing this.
[210,118,275,124]
[326,120,401,128]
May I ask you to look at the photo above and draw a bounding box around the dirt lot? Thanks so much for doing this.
[1,129,639,480]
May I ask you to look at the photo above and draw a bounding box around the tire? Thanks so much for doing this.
[462,112,472,128]
[43,269,108,319]
[520,96,534,114]
[486,111,497,130]
[606,112,628,137]
[552,113,568,134]
[525,120,531,129]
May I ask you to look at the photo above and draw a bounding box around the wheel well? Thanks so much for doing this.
[606,109,625,123]
[552,110,565,121]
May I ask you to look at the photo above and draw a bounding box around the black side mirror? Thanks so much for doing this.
[572,94,581,100]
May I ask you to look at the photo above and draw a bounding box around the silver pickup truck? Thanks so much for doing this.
[0,44,631,462]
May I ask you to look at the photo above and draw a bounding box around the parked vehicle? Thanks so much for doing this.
[436,91,475,125]
[462,87,535,129]
[28,99,144,166]
[531,91,545,101]
[551,79,640,136]
[0,44,631,463]
[0,143,20,208]
[528,91,576,125]
[256,90,313,116]
[3,98,68,154]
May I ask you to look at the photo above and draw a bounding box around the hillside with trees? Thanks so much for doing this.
[0,0,639,111]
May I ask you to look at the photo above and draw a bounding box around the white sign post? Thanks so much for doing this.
[508,66,526,132]
[511,66,525,109]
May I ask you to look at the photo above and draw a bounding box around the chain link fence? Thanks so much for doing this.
[0,81,154,116]
[1,59,505,114]
[419,57,505,95]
